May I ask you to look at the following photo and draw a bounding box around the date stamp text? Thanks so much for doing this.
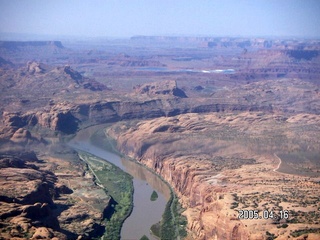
[238,210,289,220]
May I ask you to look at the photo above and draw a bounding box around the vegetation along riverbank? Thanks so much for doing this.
[78,152,134,240]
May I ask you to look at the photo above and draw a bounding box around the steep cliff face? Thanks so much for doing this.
[155,159,249,240]
[107,115,252,239]
[2,110,79,135]
[233,49,320,82]
[0,99,267,138]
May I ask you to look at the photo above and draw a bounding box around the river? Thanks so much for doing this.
[68,124,171,240]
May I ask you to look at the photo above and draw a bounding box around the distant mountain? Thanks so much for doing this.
[131,36,320,50]
[0,41,70,65]
[0,41,64,50]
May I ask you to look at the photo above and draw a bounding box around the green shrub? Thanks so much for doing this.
[150,222,161,238]
[150,190,159,201]
[139,235,149,240]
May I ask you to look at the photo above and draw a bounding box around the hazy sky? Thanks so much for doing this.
[0,0,319,38]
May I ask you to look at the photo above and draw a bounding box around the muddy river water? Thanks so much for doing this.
[68,124,171,240]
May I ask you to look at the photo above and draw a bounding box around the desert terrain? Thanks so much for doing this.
[0,37,319,239]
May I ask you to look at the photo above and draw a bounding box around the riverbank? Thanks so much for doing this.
[69,124,173,240]
[90,126,188,239]
[151,192,188,239]
[63,124,135,239]
[78,151,134,240]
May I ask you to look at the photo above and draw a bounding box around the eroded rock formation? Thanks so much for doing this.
[0,150,110,239]
[134,80,188,98]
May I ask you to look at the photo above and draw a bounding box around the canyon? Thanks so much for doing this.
[106,112,320,239]
[0,37,319,239]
